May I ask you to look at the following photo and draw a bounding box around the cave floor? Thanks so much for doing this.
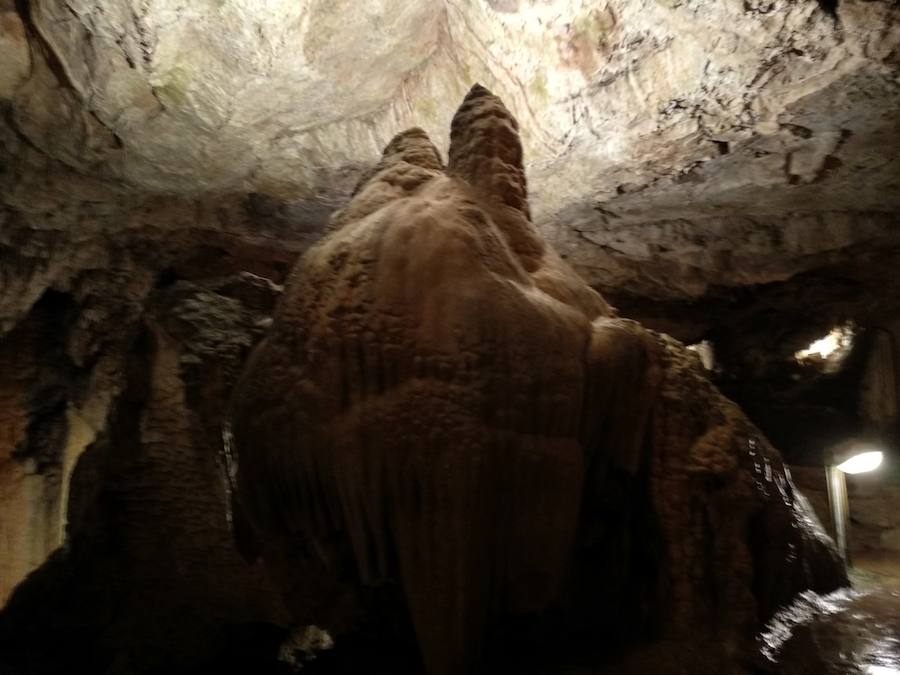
[852,553,900,593]
[548,559,900,675]
[765,588,900,675]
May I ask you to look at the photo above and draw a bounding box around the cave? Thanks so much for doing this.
[1,1,899,674]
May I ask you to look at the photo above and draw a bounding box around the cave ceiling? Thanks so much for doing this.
[1,0,899,349]
[1,3,899,667]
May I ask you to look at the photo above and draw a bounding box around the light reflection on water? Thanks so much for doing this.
[759,589,900,673]
[868,636,900,672]
[758,588,859,661]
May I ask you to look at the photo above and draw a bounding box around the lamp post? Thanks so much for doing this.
[825,450,883,565]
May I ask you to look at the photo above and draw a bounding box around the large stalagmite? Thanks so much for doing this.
[229,85,846,675]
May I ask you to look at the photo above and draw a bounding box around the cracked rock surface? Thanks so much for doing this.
[0,0,898,672]
[227,84,845,675]
[1,0,898,324]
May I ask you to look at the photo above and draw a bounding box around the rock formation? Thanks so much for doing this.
[0,274,290,674]
[229,85,845,675]
[2,0,899,344]
[1,0,897,671]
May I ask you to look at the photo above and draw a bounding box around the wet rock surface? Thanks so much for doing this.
[0,0,898,673]
[758,589,900,675]
[0,82,855,675]
[228,85,846,675]
[544,589,900,675]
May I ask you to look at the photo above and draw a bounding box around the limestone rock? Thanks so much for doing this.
[0,0,893,670]
[1,0,899,344]
[230,85,845,675]
[0,273,288,674]
[882,528,900,552]
[0,3,29,100]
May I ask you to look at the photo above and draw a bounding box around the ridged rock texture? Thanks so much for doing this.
[0,0,898,672]
[1,0,899,340]
[0,273,291,674]
[229,85,846,675]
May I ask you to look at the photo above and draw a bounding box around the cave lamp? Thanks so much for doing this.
[826,447,884,565]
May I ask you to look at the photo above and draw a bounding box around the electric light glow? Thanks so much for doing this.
[836,450,883,475]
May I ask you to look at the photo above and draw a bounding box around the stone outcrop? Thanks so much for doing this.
[229,85,845,675]
[0,0,896,671]
[2,0,899,343]
[0,273,289,675]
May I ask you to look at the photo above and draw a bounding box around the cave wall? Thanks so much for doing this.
[223,85,846,675]
[0,0,897,671]
[0,290,99,605]
[786,321,900,557]
[0,273,291,675]
[713,317,900,467]
[2,0,899,337]
[792,465,900,557]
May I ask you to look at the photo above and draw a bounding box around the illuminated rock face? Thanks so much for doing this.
[231,86,846,675]
[3,0,890,667]
[2,0,900,344]
[0,294,94,606]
